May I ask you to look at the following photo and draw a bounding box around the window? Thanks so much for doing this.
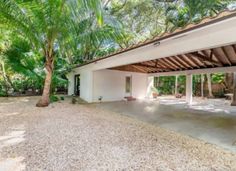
[125,76,132,93]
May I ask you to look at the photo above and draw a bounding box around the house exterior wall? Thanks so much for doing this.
[93,69,148,102]
[68,69,148,103]
[67,70,93,102]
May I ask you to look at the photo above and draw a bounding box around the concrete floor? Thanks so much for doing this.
[95,96,236,152]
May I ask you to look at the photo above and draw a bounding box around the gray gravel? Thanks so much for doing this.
[0,97,236,171]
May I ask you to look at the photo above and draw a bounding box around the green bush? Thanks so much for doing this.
[50,95,59,102]
[0,91,7,97]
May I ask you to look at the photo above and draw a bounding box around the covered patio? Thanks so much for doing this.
[109,44,236,105]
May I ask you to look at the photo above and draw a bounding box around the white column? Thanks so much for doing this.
[201,74,204,98]
[147,76,154,98]
[186,74,193,105]
[175,75,178,95]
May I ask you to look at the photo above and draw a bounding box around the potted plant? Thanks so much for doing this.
[151,87,159,98]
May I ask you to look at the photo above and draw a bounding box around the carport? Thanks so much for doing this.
[109,43,236,105]
[68,10,236,105]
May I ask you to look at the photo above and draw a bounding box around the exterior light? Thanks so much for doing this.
[153,41,160,47]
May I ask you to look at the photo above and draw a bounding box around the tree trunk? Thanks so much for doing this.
[225,73,234,93]
[206,73,213,98]
[231,72,236,106]
[0,61,12,96]
[36,54,54,107]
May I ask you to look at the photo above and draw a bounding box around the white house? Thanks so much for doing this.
[67,10,236,104]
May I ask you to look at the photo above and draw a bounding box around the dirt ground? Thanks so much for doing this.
[0,96,236,171]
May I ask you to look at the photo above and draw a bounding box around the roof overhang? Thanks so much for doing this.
[73,10,236,74]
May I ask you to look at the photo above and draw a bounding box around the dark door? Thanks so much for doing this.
[74,74,80,96]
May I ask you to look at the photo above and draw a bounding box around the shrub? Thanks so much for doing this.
[0,91,7,97]
[50,95,59,102]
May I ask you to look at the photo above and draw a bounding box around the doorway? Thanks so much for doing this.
[74,74,80,96]
[125,76,132,97]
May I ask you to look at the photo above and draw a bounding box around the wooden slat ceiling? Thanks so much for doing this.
[109,44,236,73]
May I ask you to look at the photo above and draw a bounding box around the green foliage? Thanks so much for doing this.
[0,91,7,97]
[156,76,176,95]
[212,73,225,83]
[50,95,59,103]
[165,0,234,31]
[0,0,235,98]
[0,0,123,98]
[0,34,68,95]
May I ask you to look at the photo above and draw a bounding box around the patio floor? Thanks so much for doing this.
[95,96,236,153]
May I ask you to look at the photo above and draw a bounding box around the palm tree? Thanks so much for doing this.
[165,0,232,31]
[0,0,105,107]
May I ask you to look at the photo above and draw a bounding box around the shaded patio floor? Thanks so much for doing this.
[94,96,236,152]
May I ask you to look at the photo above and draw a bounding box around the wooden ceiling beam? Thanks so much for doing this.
[233,45,236,54]
[212,48,231,66]
[158,59,176,71]
[191,52,222,67]
[181,54,200,68]
[165,57,183,70]
[110,43,236,74]
[173,56,190,69]
[210,50,213,60]
[222,47,233,66]
[211,49,224,66]
[160,58,178,71]
[184,54,202,68]
[131,65,148,73]
[153,60,165,69]
[186,53,207,68]
[201,50,215,67]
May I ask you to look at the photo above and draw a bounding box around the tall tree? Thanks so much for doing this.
[165,0,233,31]
[0,0,105,107]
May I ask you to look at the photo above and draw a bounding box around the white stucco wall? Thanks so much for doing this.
[80,70,93,102]
[93,70,148,102]
[68,69,148,102]
[67,70,93,102]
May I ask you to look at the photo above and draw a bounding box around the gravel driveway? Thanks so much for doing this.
[0,97,236,171]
